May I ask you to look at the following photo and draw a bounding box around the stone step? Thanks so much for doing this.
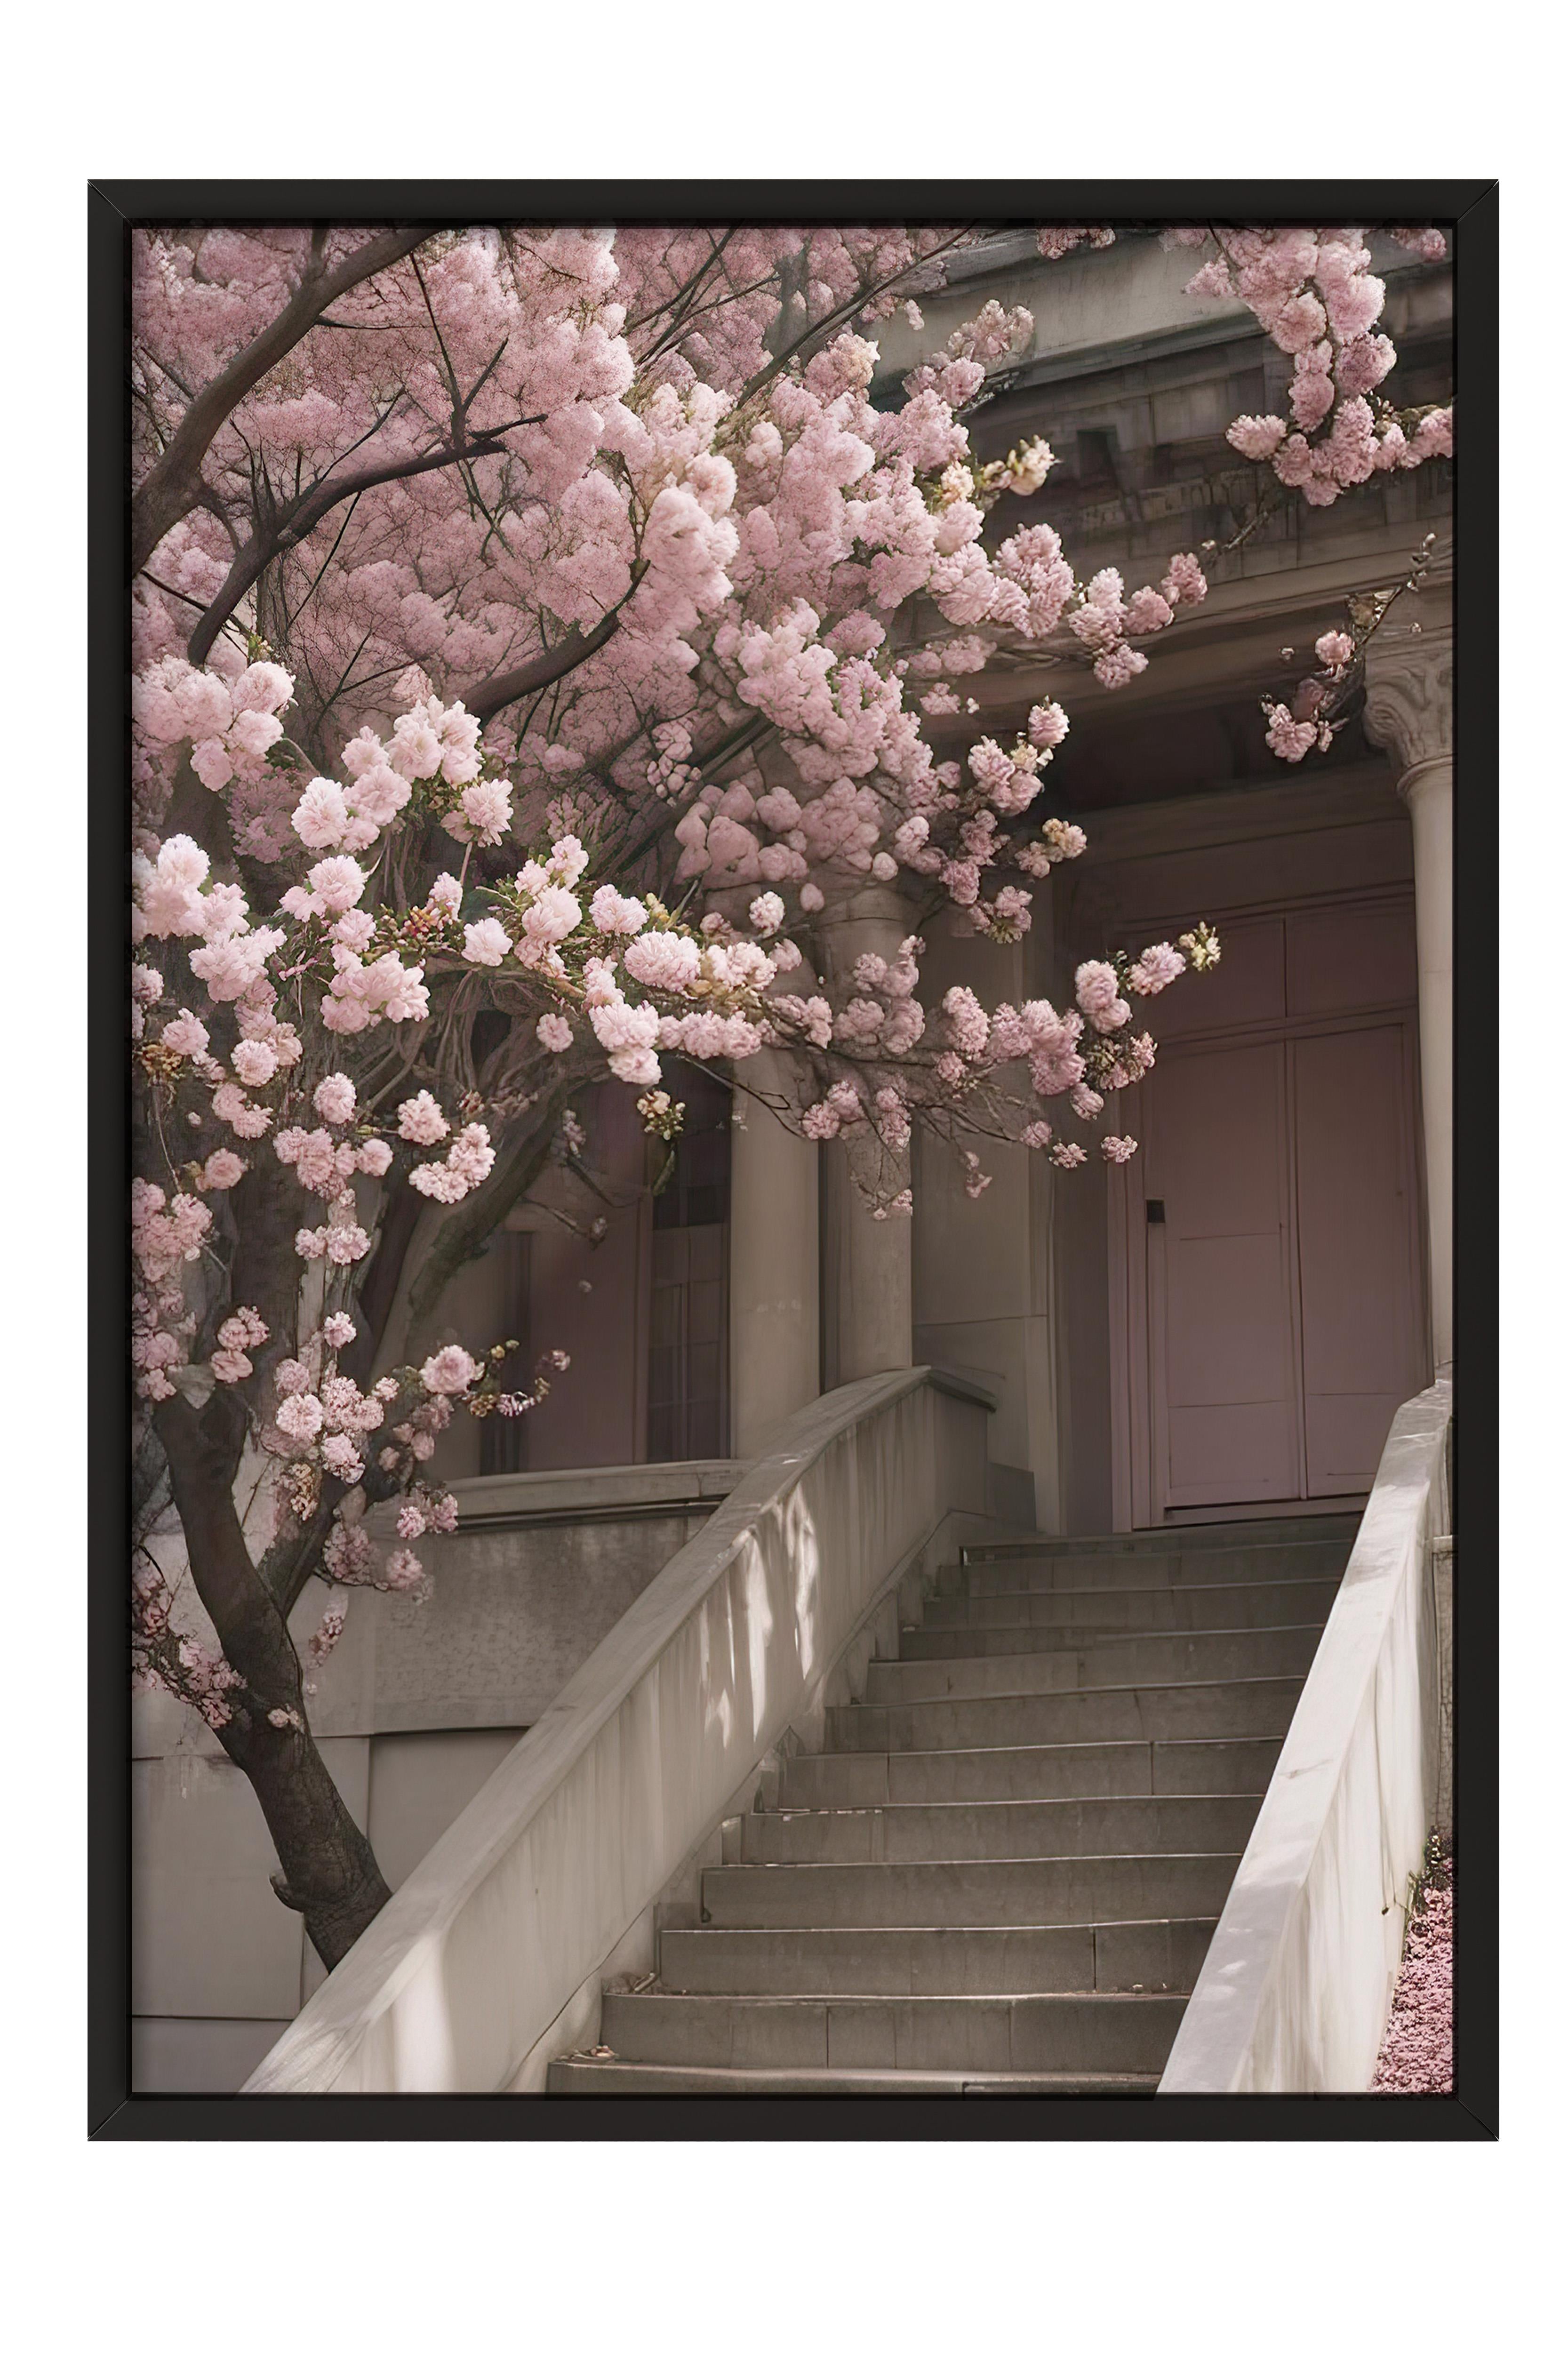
[827,1676,1305,1753]
[742,1792,1261,1864]
[597,1988,1187,2073]
[778,1736,1282,1808]
[866,1626,1322,1701]
[914,1579,1340,1636]
[548,2058,1160,2095]
[964,1540,1351,1595]
[962,1516,1360,1563]
[657,1917,1216,1996]
[701,1851,1241,1929]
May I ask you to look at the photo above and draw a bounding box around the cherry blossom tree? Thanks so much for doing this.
[129,218,1453,1966]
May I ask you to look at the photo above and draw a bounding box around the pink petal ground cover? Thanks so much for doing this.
[1371,1843,1454,2095]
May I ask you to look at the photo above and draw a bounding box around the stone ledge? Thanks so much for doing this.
[370,1457,741,1537]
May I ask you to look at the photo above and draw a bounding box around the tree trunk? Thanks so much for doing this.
[155,1393,392,1969]
[215,1708,392,1970]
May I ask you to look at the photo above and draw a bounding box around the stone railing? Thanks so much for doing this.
[1159,1378,1453,2095]
[243,1367,996,2094]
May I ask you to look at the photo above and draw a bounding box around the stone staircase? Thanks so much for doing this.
[548,1515,1359,2095]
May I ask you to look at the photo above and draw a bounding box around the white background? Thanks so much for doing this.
[0,13,1552,2344]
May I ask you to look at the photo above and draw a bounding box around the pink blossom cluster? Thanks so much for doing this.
[1064,558,1208,689]
[1259,530,1443,767]
[408,1122,496,1204]
[133,655,294,855]
[131,1180,213,1399]
[131,1557,248,1730]
[1176,226,1454,509]
[1036,228,1116,260]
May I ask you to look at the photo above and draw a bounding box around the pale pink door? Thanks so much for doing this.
[1145,1038,1303,1510]
[1140,1018,1424,1515]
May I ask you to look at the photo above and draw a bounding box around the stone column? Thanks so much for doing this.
[1365,595,1453,1376]
[816,886,914,1383]
[728,1053,819,1457]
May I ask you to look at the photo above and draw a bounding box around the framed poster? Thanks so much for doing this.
[89,178,1497,2139]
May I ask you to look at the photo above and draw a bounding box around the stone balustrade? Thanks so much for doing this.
[243,1367,998,2095]
[1158,1378,1453,2095]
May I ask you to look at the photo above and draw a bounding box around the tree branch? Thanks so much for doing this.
[464,606,628,727]
[186,421,540,668]
[132,224,438,577]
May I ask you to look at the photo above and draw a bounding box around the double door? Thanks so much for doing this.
[1124,904,1428,1517]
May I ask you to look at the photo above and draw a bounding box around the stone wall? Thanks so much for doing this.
[131,1463,738,2092]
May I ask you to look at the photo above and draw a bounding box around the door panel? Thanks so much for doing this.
[1145,1040,1301,1510]
[1144,915,1286,1040]
[1292,1024,1423,1494]
[1286,903,1417,1020]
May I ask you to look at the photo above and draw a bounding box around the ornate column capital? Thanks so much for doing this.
[1363,584,1453,782]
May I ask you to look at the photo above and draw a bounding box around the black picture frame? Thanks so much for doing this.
[90,177,1499,2141]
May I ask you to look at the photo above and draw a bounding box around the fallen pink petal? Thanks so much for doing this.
[1372,1844,1454,2095]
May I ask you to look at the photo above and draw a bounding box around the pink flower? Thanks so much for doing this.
[313,1074,356,1125]
[292,778,352,851]
[208,1082,268,1137]
[323,1222,371,1265]
[520,884,582,946]
[1315,631,1356,672]
[1093,643,1148,689]
[419,1345,481,1396]
[1264,703,1320,762]
[397,1091,449,1145]
[201,1149,246,1191]
[1074,962,1126,1033]
[623,931,701,991]
[462,918,510,966]
[323,1313,356,1349]
[448,778,512,846]
[1101,1135,1139,1163]
[942,985,990,1058]
[160,1011,210,1058]
[1127,943,1185,997]
[1227,414,1287,462]
[276,1392,324,1441]
[231,1038,278,1088]
[1125,588,1175,637]
[1160,552,1208,607]
[589,885,648,936]
[307,856,367,914]
[321,1432,364,1482]
[537,1013,574,1053]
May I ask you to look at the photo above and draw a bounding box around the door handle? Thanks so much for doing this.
[1146,1199,1166,1225]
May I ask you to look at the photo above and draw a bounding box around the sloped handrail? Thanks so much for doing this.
[243,1366,993,2094]
[1158,1378,1453,2095]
